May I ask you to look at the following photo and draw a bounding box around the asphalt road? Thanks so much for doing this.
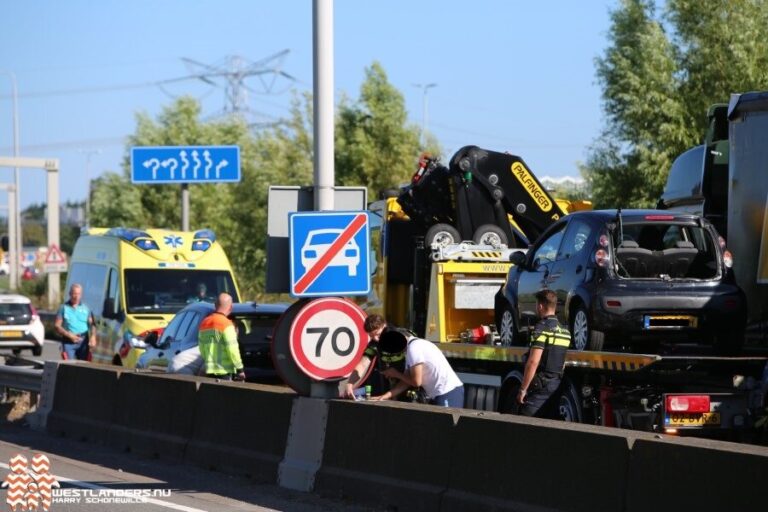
[0,341,377,512]
[0,423,377,512]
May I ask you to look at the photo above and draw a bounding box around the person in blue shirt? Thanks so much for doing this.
[54,283,97,360]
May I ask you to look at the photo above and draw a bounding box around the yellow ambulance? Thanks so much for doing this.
[64,228,240,367]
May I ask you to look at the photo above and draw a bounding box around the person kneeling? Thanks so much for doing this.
[371,330,464,408]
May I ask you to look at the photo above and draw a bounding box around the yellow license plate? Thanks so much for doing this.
[0,330,22,338]
[666,412,720,427]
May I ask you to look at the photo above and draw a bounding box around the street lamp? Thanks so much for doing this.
[78,149,101,227]
[413,82,437,147]
[1,70,20,290]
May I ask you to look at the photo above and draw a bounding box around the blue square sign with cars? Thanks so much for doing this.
[289,211,371,297]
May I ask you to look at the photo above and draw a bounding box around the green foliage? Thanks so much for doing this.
[583,0,768,208]
[90,63,424,297]
[335,62,427,200]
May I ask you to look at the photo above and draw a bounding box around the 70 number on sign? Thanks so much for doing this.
[307,326,356,358]
[289,298,368,381]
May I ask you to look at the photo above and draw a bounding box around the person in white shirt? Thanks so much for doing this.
[372,330,464,407]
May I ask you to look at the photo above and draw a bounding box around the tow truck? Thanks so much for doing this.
[363,145,768,439]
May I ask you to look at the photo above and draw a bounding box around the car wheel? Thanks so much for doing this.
[557,380,583,423]
[496,301,518,346]
[425,223,461,248]
[32,345,42,357]
[570,305,604,351]
[472,224,508,248]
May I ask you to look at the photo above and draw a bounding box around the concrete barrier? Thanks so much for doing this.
[46,362,122,444]
[108,372,199,460]
[314,400,458,512]
[442,412,645,512]
[186,381,296,483]
[626,436,768,512]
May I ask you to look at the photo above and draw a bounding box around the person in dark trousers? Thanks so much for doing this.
[54,283,97,360]
[517,289,571,417]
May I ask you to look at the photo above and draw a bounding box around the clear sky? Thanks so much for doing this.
[0,0,614,210]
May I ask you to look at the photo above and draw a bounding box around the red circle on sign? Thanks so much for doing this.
[289,297,368,381]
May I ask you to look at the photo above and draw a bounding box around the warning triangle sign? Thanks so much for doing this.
[45,244,66,264]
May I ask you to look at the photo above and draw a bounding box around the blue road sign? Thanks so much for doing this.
[289,211,371,297]
[130,146,241,184]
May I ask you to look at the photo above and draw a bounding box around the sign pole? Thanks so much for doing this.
[313,0,334,212]
[46,165,60,308]
[181,183,189,231]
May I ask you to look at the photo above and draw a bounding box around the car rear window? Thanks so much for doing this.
[613,222,717,279]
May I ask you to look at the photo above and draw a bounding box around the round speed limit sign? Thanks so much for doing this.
[289,297,368,381]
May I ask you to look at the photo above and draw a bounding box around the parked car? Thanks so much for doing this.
[0,294,45,356]
[495,210,746,353]
[135,301,289,381]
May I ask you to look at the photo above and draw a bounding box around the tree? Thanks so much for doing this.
[583,0,685,208]
[583,0,768,208]
[335,62,426,200]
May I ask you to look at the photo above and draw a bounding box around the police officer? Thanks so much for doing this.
[517,289,571,417]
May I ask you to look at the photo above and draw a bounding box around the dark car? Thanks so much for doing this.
[495,210,746,353]
[136,301,289,381]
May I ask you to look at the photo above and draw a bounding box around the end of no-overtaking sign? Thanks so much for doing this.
[288,211,371,297]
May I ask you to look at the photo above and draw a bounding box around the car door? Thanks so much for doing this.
[547,218,595,325]
[516,223,568,322]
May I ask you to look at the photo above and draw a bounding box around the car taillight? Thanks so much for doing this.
[605,300,622,308]
[645,215,675,221]
[598,234,610,248]
[594,248,610,267]
[723,249,733,268]
[665,394,710,413]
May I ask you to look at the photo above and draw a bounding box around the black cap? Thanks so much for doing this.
[378,329,407,355]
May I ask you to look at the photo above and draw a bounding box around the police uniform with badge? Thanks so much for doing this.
[518,313,571,417]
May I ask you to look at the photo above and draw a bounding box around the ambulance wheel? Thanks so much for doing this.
[557,380,583,423]
[425,223,460,248]
[472,224,508,248]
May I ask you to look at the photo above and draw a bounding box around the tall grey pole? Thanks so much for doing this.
[181,184,189,231]
[6,185,15,291]
[313,0,334,211]
[414,83,437,147]
[1,71,20,290]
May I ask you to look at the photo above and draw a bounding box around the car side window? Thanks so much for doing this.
[160,312,186,346]
[558,219,593,260]
[532,225,566,267]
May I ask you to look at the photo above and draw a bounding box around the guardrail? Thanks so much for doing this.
[0,365,42,393]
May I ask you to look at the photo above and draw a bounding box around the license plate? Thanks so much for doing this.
[0,330,22,338]
[666,412,720,427]
[643,315,698,329]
